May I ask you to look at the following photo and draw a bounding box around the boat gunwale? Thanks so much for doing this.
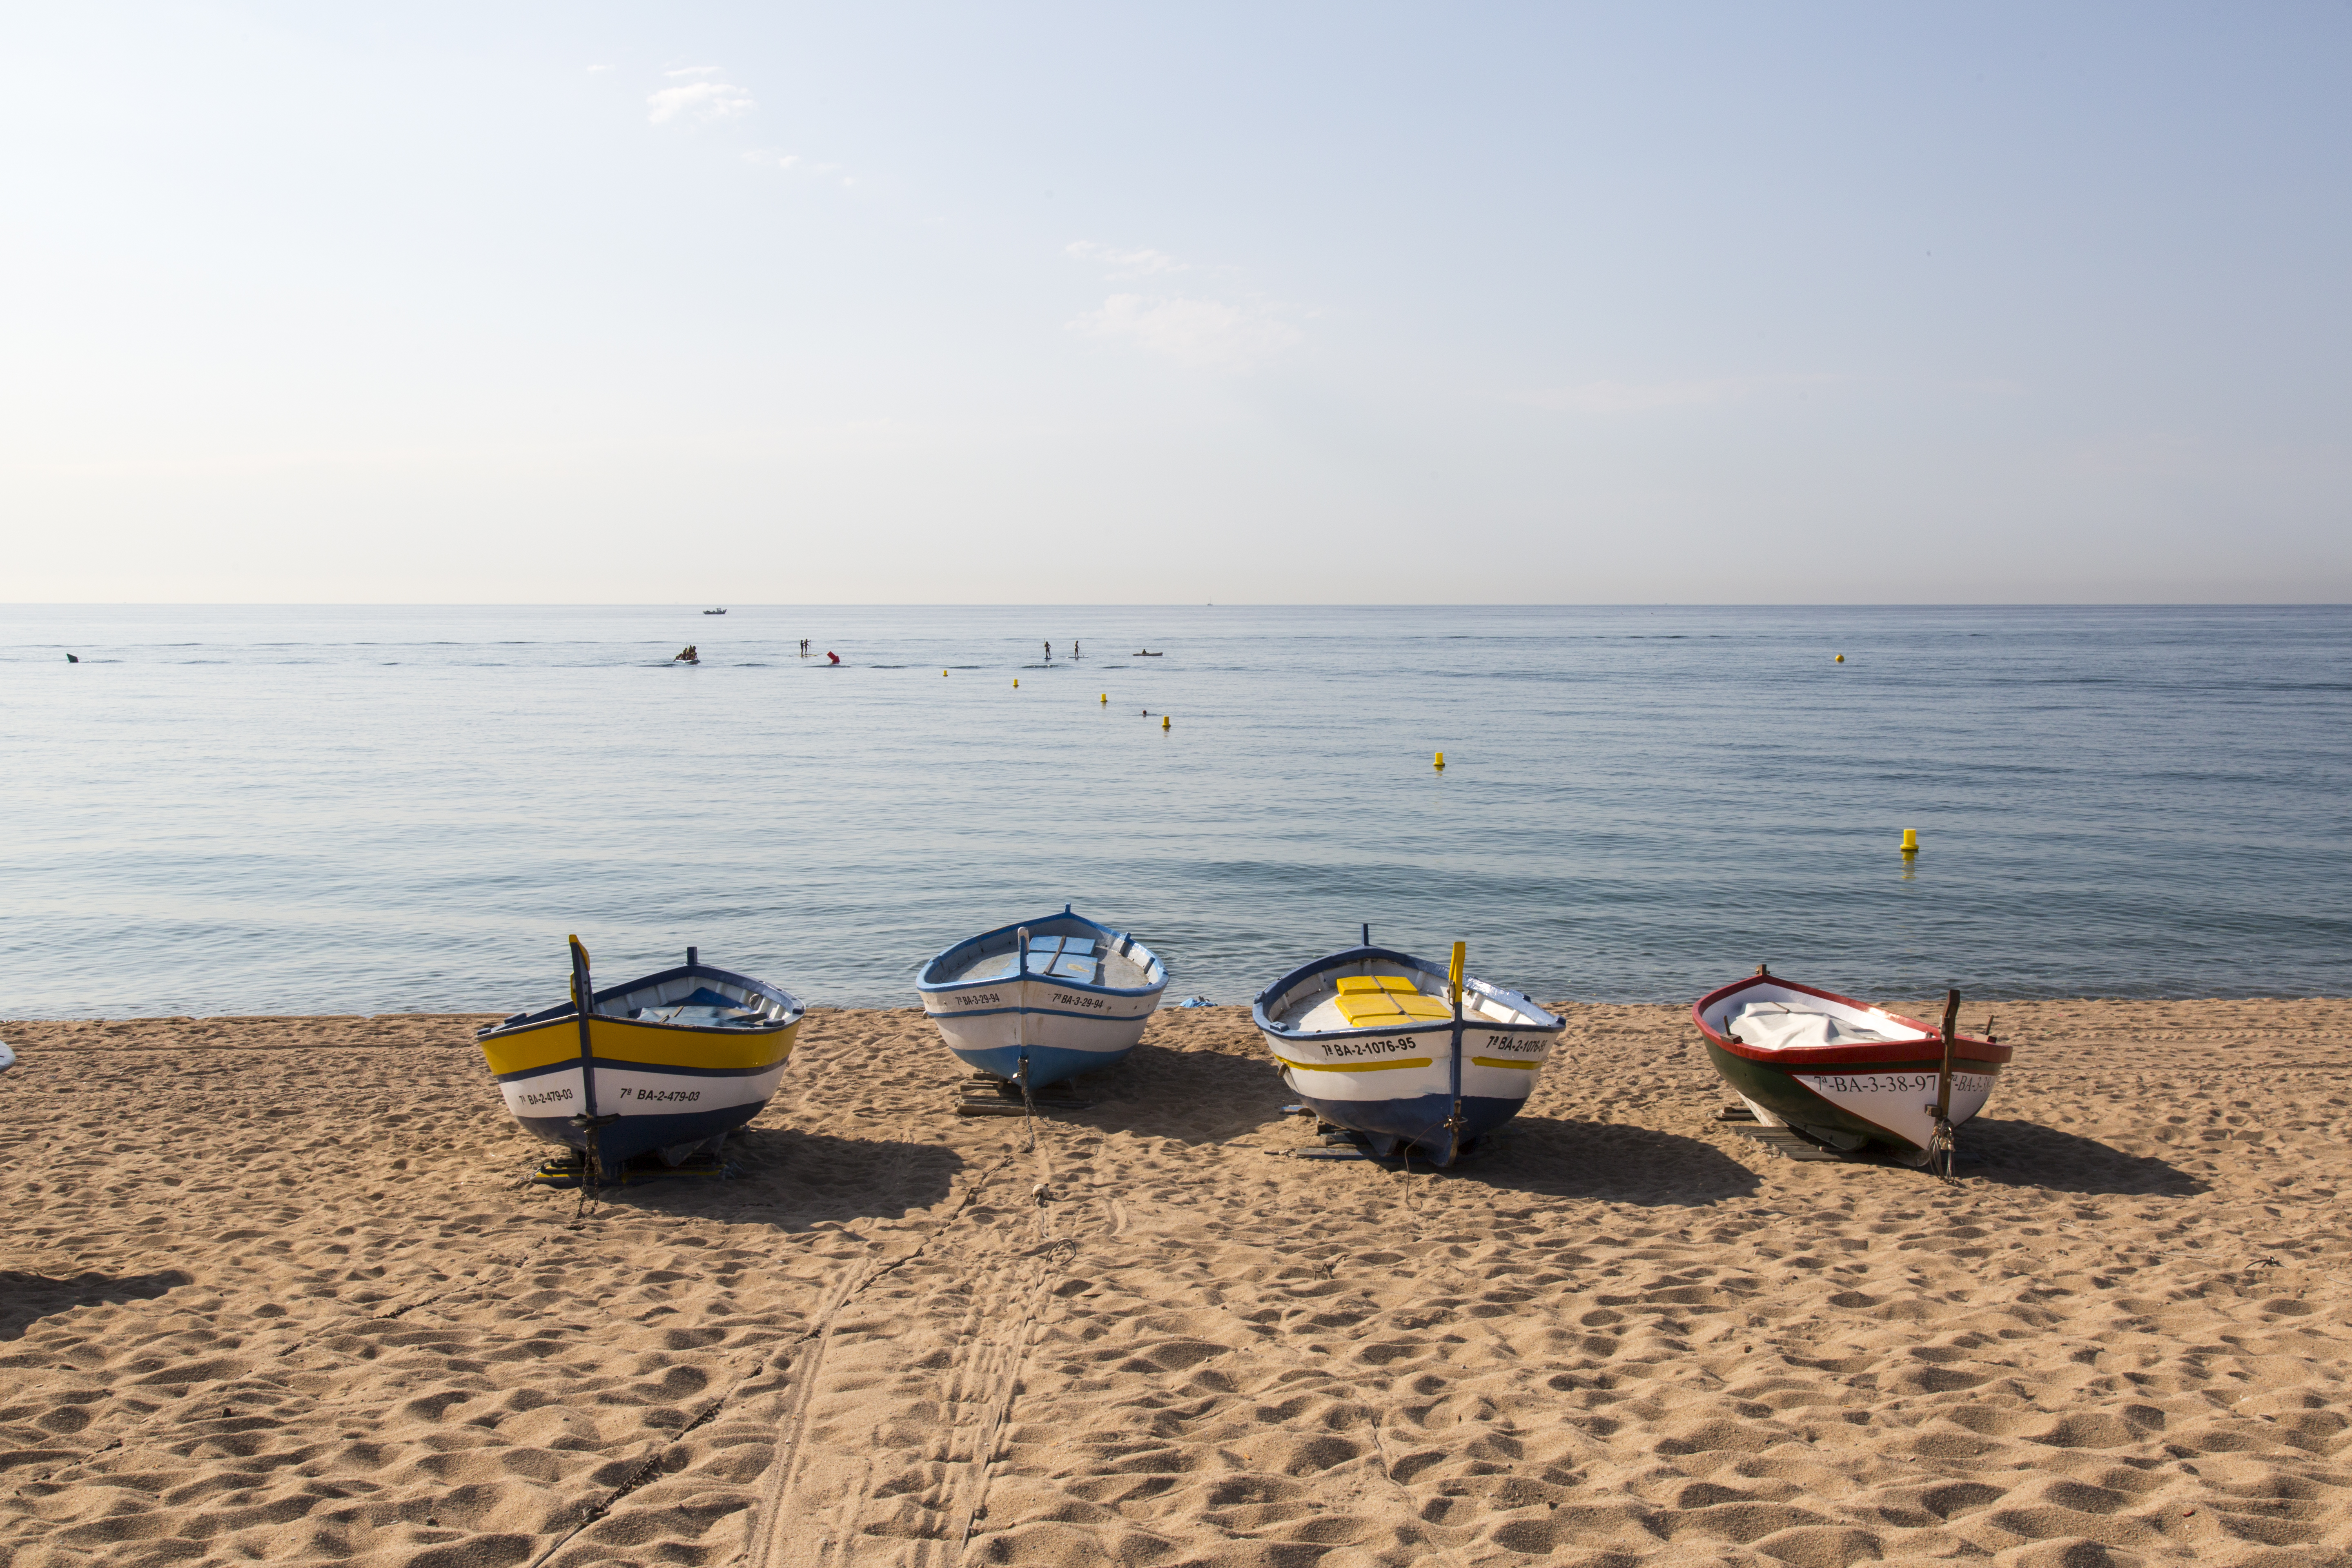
[1251,945,1563,1041]
[1692,973,2013,1069]
[478,960,804,1042]
[915,909,1167,1001]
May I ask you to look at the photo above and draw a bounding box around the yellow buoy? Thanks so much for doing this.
[942,670,949,677]
[1013,679,1018,688]
[1434,750,1446,770]
[1161,715,1170,730]
[1100,693,1107,704]
[1901,828,1919,855]
[1834,653,1844,663]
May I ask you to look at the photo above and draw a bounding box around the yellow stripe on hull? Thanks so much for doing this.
[1270,1053,1435,1074]
[1469,1055,1542,1070]
[481,1015,801,1078]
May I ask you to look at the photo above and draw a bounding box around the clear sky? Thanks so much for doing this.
[4,3,2347,603]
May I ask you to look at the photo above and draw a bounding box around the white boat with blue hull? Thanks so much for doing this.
[916,906,1168,1091]
[1252,931,1564,1167]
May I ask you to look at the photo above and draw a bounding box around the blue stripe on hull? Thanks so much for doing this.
[514,1103,765,1168]
[950,1042,1134,1089]
[1297,1092,1528,1168]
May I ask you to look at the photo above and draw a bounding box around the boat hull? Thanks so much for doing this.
[1252,947,1563,1167]
[479,964,802,1173]
[917,911,1167,1089]
[920,974,1159,1084]
[1692,974,2012,1156]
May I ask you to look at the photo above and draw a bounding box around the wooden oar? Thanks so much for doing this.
[1015,927,1036,1150]
[1445,942,1468,1158]
[567,935,622,1192]
[569,935,598,1118]
[1931,987,1960,1180]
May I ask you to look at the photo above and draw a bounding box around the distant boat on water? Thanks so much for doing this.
[704,608,727,615]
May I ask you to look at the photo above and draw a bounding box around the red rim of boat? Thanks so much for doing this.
[1692,973,2014,1069]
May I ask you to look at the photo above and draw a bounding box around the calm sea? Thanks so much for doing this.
[4,604,2348,1017]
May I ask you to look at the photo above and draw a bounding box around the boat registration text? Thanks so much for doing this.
[1313,1034,1428,1061]
[1800,1070,1994,1098]
[1474,1035,1547,1058]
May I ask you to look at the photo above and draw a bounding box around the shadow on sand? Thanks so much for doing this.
[544,1127,967,1230]
[1078,1048,1764,1205]
[1,1270,195,1342]
[1071,1042,1292,1145]
[1958,1118,2205,1196]
[1457,1116,1765,1205]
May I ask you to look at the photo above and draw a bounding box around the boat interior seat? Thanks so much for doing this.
[1023,935,1099,981]
[1334,990,1453,1026]
[960,935,1104,985]
[1335,975,1419,996]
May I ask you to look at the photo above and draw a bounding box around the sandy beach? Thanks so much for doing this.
[2,998,2348,1567]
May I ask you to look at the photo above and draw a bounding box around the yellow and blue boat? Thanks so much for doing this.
[1252,929,1563,1166]
[477,938,803,1178]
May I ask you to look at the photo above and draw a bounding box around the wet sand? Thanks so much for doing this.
[1,998,2348,1567]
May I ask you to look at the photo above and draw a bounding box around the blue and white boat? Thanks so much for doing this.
[1252,932,1564,1167]
[916,906,1168,1090]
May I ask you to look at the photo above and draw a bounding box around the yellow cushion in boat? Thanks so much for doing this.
[1334,993,1403,1025]
[1337,974,1424,995]
[1394,994,1452,1020]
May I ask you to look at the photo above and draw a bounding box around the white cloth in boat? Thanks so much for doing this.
[1724,1002,1911,1051]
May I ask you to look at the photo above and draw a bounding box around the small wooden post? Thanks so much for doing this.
[1933,988,1960,1124]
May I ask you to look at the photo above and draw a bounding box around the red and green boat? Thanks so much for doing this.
[1693,971,2013,1161]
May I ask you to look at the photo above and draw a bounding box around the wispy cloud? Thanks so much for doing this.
[1071,294,1302,371]
[1519,374,1848,414]
[1523,379,1744,414]
[741,149,853,187]
[1064,241,1297,370]
[647,69,754,125]
[1065,241,1187,277]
